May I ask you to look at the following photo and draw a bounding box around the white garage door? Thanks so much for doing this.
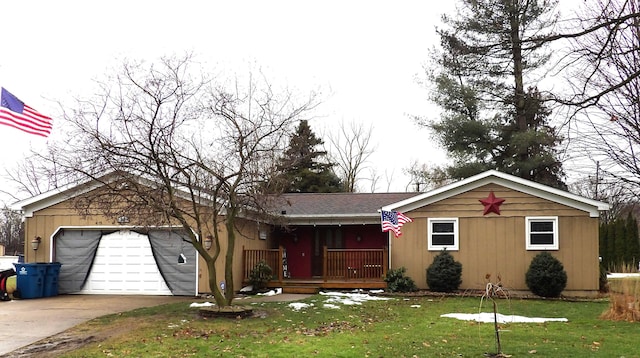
[79,230,172,295]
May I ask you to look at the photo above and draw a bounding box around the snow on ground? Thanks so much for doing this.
[289,302,314,311]
[288,290,393,311]
[319,291,393,305]
[608,273,640,279]
[257,288,283,296]
[191,289,390,310]
[190,302,215,308]
[190,289,568,323]
[441,312,568,323]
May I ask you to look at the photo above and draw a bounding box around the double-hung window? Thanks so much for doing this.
[428,218,459,251]
[525,216,559,250]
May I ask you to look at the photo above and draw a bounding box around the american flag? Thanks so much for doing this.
[381,210,413,237]
[0,87,52,137]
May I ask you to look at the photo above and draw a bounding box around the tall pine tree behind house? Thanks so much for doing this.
[426,0,566,189]
[272,120,344,193]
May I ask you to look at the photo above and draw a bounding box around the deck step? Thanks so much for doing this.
[281,285,320,294]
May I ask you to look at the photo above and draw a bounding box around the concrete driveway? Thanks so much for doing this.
[0,294,194,355]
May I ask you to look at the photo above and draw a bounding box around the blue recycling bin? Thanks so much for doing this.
[13,263,46,299]
[43,263,62,297]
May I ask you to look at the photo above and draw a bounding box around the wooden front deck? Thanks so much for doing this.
[243,246,388,294]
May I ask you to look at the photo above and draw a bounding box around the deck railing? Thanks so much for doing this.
[324,248,388,281]
[243,246,387,283]
[242,247,283,282]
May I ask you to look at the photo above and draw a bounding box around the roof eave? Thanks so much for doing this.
[383,170,610,218]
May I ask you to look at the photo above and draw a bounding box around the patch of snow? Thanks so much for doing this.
[257,288,283,296]
[410,305,421,308]
[190,302,215,308]
[320,291,392,302]
[325,297,361,305]
[285,291,394,311]
[441,312,568,323]
[369,289,384,294]
[240,285,253,292]
[311,291,394,308]
[289,302,314,311]
[608,273,640,278]
[323,304,341,309]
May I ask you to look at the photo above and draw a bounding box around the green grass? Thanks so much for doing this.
[62,295,639,357]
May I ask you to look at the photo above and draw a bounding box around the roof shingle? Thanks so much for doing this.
[277,192,419,216]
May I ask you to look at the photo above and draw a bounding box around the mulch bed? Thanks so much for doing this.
[198,305,254,319]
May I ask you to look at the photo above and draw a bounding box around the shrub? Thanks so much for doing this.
[602,263,640,321]
[384,267,417,292]
[599,263,609,293]
[525,252,567,298]
[426,250,462,292]
[248,260,273,291]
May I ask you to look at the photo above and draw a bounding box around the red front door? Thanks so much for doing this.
[311,227,343,277]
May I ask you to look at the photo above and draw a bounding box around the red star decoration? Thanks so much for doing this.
[479,191,505,215]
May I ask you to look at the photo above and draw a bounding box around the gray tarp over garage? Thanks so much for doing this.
[53,228,197,296]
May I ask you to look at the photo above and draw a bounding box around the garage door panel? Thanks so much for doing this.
[80,231,172,295]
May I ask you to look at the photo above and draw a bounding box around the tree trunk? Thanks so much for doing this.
[509,1,531,180]
[224,210,237,306]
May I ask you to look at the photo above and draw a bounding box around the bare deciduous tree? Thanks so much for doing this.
[568,165,636,224]
[404,161,453,192]
[561,0,640,191]
[550,0,640,109]
[326,120,375,192]
[1,151,66,201]
[0,207,23,255]
[30,55,318,307]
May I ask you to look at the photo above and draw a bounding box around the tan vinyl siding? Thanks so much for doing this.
[392,184,600,295]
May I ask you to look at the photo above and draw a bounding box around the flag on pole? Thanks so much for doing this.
[381,210,413,237]
[0,87,52,137]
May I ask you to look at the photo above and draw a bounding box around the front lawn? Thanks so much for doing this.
[59,293,636,357]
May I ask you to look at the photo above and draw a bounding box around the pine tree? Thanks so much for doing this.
[273,120,344,193]
[426,0,566,188]
[624,213,640,266]
[599,222,608,266]
[614,219,627,267]
[607,220,617,267]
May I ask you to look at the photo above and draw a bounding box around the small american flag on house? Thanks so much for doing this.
[381,210,413,237]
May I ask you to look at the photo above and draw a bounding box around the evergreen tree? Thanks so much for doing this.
[273,120,344,193]
[426,250,463,292]
[624,213,640,266]
[614,219,627,266]
[599,213,640,269]
[525,252,567,298]
[599,222,607,266]
[426,0,566,189]
[606,220,617,267]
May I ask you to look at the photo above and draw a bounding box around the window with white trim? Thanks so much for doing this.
[525,216,559,250]
[428,218,459,251]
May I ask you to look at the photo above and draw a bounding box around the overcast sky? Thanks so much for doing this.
[0,1,458,203]
[2,1,588,205]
